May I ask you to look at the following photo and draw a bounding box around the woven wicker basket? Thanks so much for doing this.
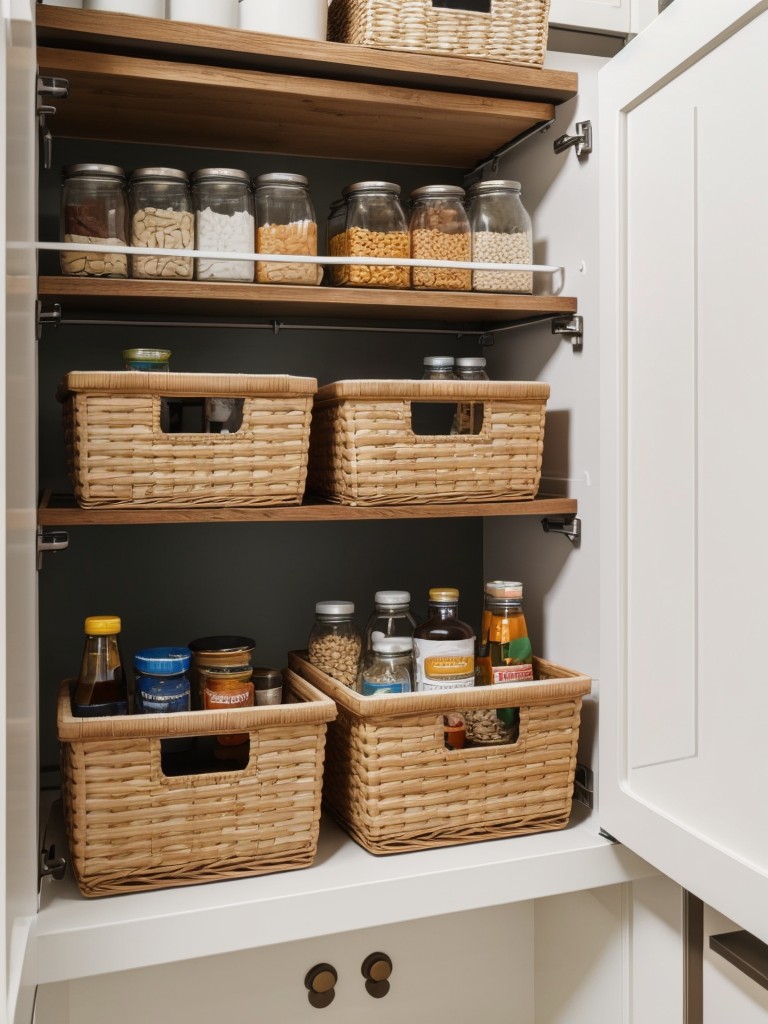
[327,0,551,67]
[58,372,317,508]
[307,378,549,506]
[289,652,590,853]
[58,671,336,897]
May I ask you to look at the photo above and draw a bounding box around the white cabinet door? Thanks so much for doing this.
[548,0,630,34]
[2,2,39,1023]
[599,0,768,945]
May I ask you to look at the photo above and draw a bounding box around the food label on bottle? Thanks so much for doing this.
[361,678,410,696]
[413,638,475,691]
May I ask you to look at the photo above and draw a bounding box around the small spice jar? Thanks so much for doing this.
[128,167,194,281]
[326,196,348,286]
[188,635,256,710]
[60,163,128,278]
[308,601,362,687]
[422,355,456,380]
[133,647,192,714]
[359,636,413,696]
[252,667,284,706]
[341,181,409,289]
[467,180,533,294]
[203,669,254,755]
[122,348,171,371]
[191,168,255,282]
[408,185,471,291]
[254,172,320,285]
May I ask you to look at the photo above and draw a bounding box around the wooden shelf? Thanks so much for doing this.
[38,276,576,325]
[38,493,577,527]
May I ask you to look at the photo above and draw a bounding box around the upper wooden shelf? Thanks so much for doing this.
[36,8,577,168]
[38,276,577,325]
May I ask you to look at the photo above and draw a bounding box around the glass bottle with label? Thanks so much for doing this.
[412,588,475,692]
[73,615,128,716]
[360,636,413,696]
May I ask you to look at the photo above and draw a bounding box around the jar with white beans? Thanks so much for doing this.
[128,167,194,280]
[308,601,362,688]
[408,185,471,291]
[254,172,321,286]
[60,163,128,278]
[191,168,255,283]
[467,180,533,294]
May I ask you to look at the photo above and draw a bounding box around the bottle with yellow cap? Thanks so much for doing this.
[73,615,128,716]
[412,588,475,692]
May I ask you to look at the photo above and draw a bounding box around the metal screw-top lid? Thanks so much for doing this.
[372,636,413,654]
[428,588,460,603]
[251,667,283,689]
[190,167,251,185]
[484,580,523,599]
[134,646,192,676]
[342,180,401,197]
[467,179,522,196]
[315,600,355,618]
[456,357,487,368]
[63,163,125,181]
[374,590,411,608]
[423,356,455,368]
[187,635,256,653]
[129,167,189,184]
[254,172,309,187]
[409,185,466,200]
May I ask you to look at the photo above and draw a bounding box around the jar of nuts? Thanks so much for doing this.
[128,167,194,280]
[341,181,409,289]
[308,600,362,687]
[408,185,471,291]
[60,163,128,278]
[254,172,321,286]
[467,180,533,294]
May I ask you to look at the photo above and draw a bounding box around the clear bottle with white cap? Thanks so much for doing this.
[359,636,413,696]
[422,355,456,380]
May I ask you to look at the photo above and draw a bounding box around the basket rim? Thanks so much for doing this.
[58,371,318,402]
[313,378,551,405]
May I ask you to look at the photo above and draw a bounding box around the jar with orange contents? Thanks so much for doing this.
[203,668,254,759]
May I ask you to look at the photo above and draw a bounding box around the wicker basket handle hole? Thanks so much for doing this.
[157,396,245,435]
[444,707,521,750]
[410,401,485,437]
[431,0,492,12]
[159,734,251,777]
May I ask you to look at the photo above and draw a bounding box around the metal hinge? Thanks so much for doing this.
[541,514,581,543]
[573,764,594,809]
[552,314,584,350]
[599,828,619,844]
[36,301,61,340]
[37,75,69,171]
[553,119,592,159]
[40,843,67,883]
[37,526,69,570]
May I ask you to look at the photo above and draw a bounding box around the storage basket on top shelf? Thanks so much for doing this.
[289,651,591,854]
[307,378,549,506]
[57,670,336,897]
[327,0,551,68]
[57,372,317,508]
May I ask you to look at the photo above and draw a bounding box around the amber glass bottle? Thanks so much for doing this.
[73,615,128,716]
[413,587,475,692]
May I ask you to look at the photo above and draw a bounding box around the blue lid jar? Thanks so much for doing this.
[134,646,191,714]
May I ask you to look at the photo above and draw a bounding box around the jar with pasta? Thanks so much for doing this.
[341,181,409,289]
[60,163,128,278]
[326,196,347,286]
[408,184,470,291]
[467,180,533,294]
[254,172,321,285]
[128,167,194,280]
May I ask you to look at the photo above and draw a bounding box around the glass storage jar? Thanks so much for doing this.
[187,635,256,710]
[128,167,194,281]
[191,168,255,283]
[308,600,362,687]
[452,355,489,434]
[408,184,471,291]
[359,636,413,696]
[133,647,192,715]
[60,163,128,278]
[422,355,456,379]
[467,180,533,294]
[254,172,320,286]
[326,196,348,286]
[341,181,409,289]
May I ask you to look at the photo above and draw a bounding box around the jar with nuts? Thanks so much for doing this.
[408,185,471,291]
[467,180,533,294]
[60,163,129,278]
[341,181,409,289]
[254,172,322,286]
[308,600,362,688]
[128,167,194,280]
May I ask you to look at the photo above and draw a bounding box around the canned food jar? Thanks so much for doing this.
[467,180,533,294]
[191,168,255,283]
[133,647,192,714]
[326,197,348,286]
[252,667,284,706]
[188,635,256,709]
[341,181,409,289]
[308,601,362,687]
[60,164,128,278]
[122,348,172,371]
[408,185,471,291]
[128,167,194,280]
[254,173,320,286]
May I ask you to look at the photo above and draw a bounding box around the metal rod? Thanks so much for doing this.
[465,118,556,184]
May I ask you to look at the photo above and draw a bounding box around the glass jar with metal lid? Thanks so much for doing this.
[254,172,320,286]
[467,180,533,294]
[341,181,409,289]
[187,634,256,710]
[326,196,348,286]
[128,167,193,281]
[408,184,471,291]
[60,163,128,278]
[422,355,456,380]
[191,167,254,282]
[308,600,362,687]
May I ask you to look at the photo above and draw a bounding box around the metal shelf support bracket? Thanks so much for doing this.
[37,301,61,340]
[37,526,69,570]
[552,313,583,349]
[541,514,581,543]
[553,119,592,159]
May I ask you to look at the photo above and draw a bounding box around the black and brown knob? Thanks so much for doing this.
[361,952,393,998]
[304,963,338,1008]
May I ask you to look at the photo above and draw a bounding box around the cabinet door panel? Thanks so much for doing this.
[599,0,768,944]
[549,0,630,33]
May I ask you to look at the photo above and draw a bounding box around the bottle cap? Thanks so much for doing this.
[251,668,283,690]
[84,615,121,635]
[423,355,454,367]
[456,357,486,368]
[315,600,355,616]
[484,580,523,599]
[428,588,459,603]
[134,647,192,676]
[188,635,256,653]
[122,348,171,363]
[372,636,413,654]
[374,590,411,607]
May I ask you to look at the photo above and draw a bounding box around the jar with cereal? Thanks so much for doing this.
[341,181,409,289]
[128,167,194,280]
[254,172,321,286]
[467,180,533,294]
[60,163,128,278]
[408,185,471,291]
[308,600,362,687]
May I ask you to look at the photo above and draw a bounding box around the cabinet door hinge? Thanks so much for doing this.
[573,763,594,809]
[36,301,61,341]
[553,119,592,159]
[37,75,69,170]
[552,314,583,349]
[541,514,580,543]
[37,526,69,570]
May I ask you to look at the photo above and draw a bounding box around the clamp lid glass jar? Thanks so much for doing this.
[341,181,409,289]
[254,172,319,286]
[467,179,533,294]
[308,600,362,688]
[191,167,254,283]
[60,163,128,278]
[408,184,470,291]
[128,166,193,281]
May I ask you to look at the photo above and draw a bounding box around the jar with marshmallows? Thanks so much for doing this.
[254,173,321,286]
[191,168,255,283]
[408,185,471,291]
[467,180,533,294]
[341,181,409,289]
[128,167,194,280]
